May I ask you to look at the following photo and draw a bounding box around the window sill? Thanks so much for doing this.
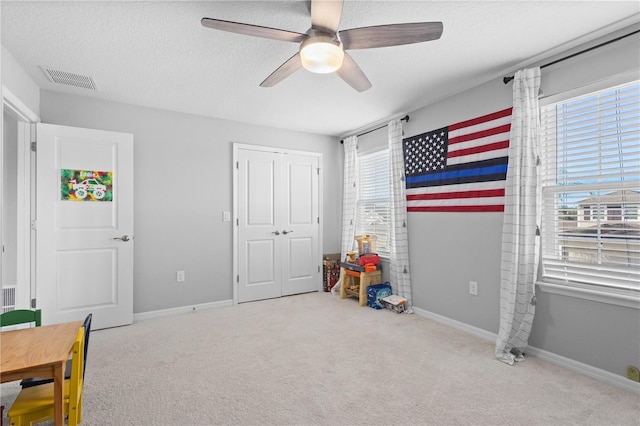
[536,280,640,309]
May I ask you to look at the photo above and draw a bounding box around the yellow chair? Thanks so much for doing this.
[8,326,85,426]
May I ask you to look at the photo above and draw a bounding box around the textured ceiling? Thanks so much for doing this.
[2,1,639,137]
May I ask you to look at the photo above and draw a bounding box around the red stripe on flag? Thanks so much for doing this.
[448,141,509,158]
[449,107,513,132]
[408,205,505,213]
[406,189,505,201]
[449,124,511,145]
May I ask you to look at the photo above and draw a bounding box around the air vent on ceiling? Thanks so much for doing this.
[40,66,98,91]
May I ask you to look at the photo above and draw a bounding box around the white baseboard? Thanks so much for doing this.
[412,306,498,342]
[412,306,640,395]
[525,346,640,394]
[133,299,233,322]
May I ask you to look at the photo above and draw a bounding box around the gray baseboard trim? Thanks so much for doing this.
[412,306,640,395]
[133,299,233,322]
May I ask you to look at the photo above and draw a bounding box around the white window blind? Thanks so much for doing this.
[540,80,640,293]
[356,149,390,256]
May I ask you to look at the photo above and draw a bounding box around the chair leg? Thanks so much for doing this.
[68,395,82,426]
[8,413,23,426]
[69,403,79,425]
[7,413,16,426]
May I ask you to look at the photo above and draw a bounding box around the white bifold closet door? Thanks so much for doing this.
[236,146,320,303]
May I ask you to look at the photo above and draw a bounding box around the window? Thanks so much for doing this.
[607,206,622,221]
[540,80,640,295]
[355,149,390,257]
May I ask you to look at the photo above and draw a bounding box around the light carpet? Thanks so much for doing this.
[1,292,639,425]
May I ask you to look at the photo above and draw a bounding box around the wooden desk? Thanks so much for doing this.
[1,320,83,426]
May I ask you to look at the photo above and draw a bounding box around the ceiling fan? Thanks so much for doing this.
[201,0,443,92]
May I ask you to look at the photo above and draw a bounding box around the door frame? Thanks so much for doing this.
[232,143,324,305]
[1,86,40,310]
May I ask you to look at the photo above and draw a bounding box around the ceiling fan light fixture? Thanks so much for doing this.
[300,36,344,74]
[202,2,444,91]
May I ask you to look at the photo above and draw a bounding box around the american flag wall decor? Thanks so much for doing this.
[403,107,512,212]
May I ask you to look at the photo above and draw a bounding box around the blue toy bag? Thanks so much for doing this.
[367,282,392,309]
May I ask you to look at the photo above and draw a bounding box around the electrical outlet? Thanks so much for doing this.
[222,211,231,222]
[176,271,185,283]
[469,281,478,296]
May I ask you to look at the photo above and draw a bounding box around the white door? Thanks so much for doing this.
[281,153,319,296]
[236,146,320,303]
[36,123,134,329]
[237,149,282,302]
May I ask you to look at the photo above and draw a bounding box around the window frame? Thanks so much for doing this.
[538,77,640,309]
[355,147,391,258]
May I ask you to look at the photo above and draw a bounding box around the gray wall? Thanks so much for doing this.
[2,111,18,286]
[1,45,40,116]
[40,92,342,313]
[403,77,512,335]
[402,27,640,378]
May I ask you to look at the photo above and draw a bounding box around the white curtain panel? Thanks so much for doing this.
[495,67,542,365]
[388,120,413,311]
[333,135,358,295]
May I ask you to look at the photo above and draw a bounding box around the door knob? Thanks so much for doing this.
[282,230,293,235]
[113,235,131,242]
[272,231,280,236]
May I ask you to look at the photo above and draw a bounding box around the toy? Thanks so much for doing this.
[358,253,380,266]
[367,283,392,309]
[323,255,340,292]
[380,295,407,313]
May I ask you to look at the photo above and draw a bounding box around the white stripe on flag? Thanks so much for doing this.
[407,196,505,208]
[447,148,510,166]
[447,131,510,154]
[448,114,512,139]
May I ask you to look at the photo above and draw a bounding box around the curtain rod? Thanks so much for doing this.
[503,29,640,84]
[340,115,409,144]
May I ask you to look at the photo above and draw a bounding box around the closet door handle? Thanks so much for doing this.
[272,231,280,236]
[282,230,293,235]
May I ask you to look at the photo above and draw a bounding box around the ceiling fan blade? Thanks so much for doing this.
[340,22,443,50]
[260,53,303,88]
[311,0,344,33]
[335,52,372,92]
[201,18,307,43]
